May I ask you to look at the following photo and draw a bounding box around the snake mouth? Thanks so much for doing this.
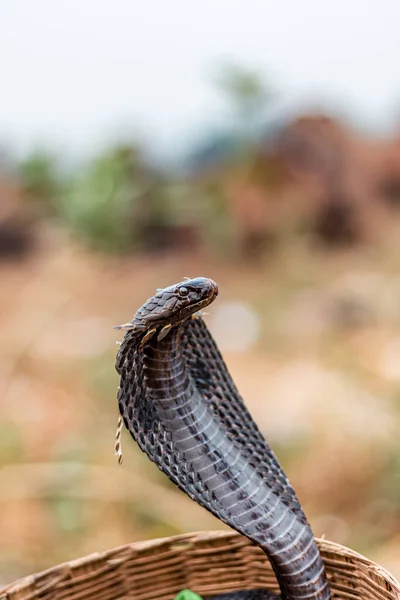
[187,290,218,318]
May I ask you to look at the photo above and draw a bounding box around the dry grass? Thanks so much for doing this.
[1,223,400,585]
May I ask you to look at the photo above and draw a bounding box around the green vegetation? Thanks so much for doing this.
[174,590,203,600]
[60,146,138,253]
[10,65,281,257]
[18,150,61,208]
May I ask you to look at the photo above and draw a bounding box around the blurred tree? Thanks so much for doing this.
[60,144,183,254]
[60,145,142,253]
[213,63,275,142]
[18,150,61,212]
[0,145,14,174]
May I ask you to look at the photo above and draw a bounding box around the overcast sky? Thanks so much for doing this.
[1,0,400,160]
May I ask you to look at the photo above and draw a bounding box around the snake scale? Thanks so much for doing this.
[115,277,331,600]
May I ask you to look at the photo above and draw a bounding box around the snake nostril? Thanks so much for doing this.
[207,279,219,296]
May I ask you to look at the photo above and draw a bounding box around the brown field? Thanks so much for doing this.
[1,222,400,585]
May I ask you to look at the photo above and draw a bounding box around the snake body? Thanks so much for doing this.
[115,277,331,600]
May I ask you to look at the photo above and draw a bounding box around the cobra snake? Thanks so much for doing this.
[115,277,331,600]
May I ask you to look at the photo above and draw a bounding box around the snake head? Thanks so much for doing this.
[115,277,218,333]
[141,277,218,327]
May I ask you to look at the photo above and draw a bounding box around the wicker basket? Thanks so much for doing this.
[1,531,399,600]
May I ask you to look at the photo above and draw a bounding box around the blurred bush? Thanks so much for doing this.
[18,150,62,213]
[17,145,195,254]
[60,146,139,253]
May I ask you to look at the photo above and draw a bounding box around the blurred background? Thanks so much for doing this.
[2,0,400,587]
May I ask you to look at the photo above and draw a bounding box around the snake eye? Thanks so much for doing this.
[178,286,188,297]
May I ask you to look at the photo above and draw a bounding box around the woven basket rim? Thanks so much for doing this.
[1,530,399,599]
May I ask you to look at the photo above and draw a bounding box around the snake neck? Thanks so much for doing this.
[128,328,330,600]
[142,326,192,405]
